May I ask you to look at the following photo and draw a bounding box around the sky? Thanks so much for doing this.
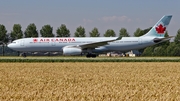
[0,0,180,37]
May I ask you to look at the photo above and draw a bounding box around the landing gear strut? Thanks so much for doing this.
[86,53,96,58]
[22,53,26,58]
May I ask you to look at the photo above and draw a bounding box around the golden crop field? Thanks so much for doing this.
[0,62,180,101]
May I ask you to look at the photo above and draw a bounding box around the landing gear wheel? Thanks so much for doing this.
[86,54,91,58]
[22,53,26,58]
[86,53,96,58]
[91,54,96,58]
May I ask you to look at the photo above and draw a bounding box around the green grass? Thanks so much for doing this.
[0,56,180,62]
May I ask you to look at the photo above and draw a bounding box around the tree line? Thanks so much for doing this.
[0,23,130,43]
[0,23,180,56]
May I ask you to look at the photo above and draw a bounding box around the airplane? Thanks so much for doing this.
[8,15,173,58]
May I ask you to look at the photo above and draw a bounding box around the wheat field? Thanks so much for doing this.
[0,62,180,101]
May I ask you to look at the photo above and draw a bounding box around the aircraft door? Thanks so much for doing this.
[20,40,24,46]
[138,38,142,45]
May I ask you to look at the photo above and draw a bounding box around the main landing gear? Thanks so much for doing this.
[86,53,96,58]
[22,53,26,58]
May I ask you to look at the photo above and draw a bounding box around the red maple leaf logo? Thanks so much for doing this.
[155,24,166,34]
[33,39,38,42]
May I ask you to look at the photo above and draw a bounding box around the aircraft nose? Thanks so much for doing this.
[7,43,13,49]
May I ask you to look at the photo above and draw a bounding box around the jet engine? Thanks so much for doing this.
[63,47,82,55]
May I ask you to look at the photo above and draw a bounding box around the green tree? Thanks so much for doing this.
[10,24,23,40]
[89,27,100,37]
[74,26,86,37]
[174,29,180,44]
[166,29,180,56]
[134,28,142,37]
[0,24,7,56]
[166,42,175,56]
[0,24,7,43]
[153,46,166,56]
[24,23,38,38]
[142,46,154,56]
[104,29,116,37]
[167,42,180,56]
[56,24,70,37]
[40,25,54,37]
[173,46,180,56]
[3,33,10,44]
[119,28,130,37]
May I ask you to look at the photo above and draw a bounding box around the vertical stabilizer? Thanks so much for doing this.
[142,15,172,37]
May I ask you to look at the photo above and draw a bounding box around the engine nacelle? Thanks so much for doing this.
[63,47,82,55]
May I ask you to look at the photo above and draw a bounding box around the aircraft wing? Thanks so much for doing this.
[75,37,122,49]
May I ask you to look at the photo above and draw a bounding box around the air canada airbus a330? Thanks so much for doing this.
[8,15,173,58]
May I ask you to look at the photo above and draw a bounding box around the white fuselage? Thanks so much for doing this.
[8,37,156,53]
[7,15,173,56]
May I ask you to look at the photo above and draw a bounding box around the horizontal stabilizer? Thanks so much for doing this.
[153,36,174,43]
